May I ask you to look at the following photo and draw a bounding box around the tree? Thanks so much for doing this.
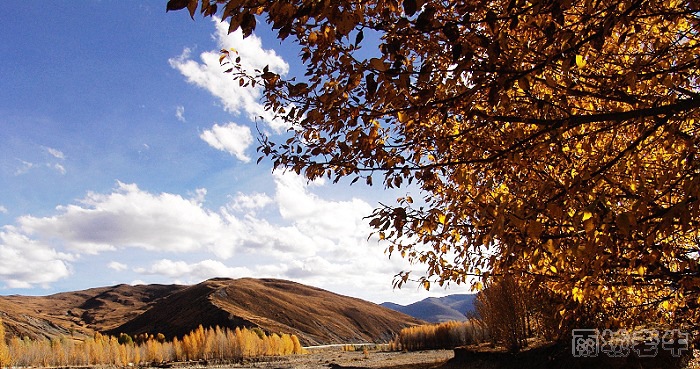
[168,0,700,334]
[474,275,531,352]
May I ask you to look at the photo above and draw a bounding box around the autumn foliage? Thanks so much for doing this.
[0,319,302,367]
[169,0,700,336]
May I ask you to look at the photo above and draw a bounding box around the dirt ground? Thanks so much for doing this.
[216,346,700,369]
[227,349,453,369]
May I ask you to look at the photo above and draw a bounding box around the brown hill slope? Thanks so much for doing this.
[107,278,423,345]
[0,283,184,340]
[0,278,422,346]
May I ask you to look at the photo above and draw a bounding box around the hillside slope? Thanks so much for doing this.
[0,284,184,339]
[108,278,423,345]
[0,278,421,346]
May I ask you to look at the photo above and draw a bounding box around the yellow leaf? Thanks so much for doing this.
[575,54,586,68]
[582,210,593,221]
[583,218,595,234]
[572,286,584,302]
[636,265,646,276]
[438,213,446,224]
[550,265,558,273]
[397,111,409,123]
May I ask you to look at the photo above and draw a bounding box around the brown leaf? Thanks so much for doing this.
[166,0,188,12]
[240,13,257,38]
[403,0,418,17]
[187,0,197,19]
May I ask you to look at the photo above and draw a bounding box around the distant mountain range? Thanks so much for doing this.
[0,278,422,346]
[381,294,477,322]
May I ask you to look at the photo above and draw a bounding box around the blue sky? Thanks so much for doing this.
[0,2,466,304]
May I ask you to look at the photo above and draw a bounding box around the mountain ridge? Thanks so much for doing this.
[381,294,477,322]
[0,278,422,346]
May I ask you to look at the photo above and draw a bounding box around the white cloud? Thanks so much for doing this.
[175,105,186,122]
[228,192,272,214]
[11,180,318,260]
[17,181,234,256]
[135,259,251,281]
[45,147,65,160]
[200,122,253,162]
[51,163,66,175]
[273,172,374,241]
[14,159,34,176]
[108,261,128,272]
[14,147,67,176]
[0,206,7,214]
[0,227,73,288]
[192,188,207,204]
[169,18,290,133]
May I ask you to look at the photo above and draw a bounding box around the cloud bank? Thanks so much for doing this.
[0,172,418,302]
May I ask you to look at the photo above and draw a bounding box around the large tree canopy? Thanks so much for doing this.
[169,0,700,333]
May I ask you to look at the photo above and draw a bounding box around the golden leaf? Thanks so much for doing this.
[582,210,593,221]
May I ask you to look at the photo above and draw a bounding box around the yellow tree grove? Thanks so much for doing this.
[168,0,700,336]
[0,325,302,366]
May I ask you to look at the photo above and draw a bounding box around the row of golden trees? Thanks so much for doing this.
[389,320,486,351]
[0,320,302,367]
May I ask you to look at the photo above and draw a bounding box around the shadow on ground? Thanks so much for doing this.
[438,343,693,369]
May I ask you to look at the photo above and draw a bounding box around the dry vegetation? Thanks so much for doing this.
[0,319,302,367]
